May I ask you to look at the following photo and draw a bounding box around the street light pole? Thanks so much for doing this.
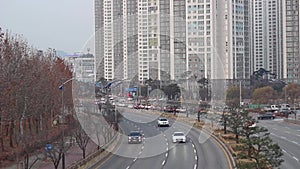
[58,78,73,169]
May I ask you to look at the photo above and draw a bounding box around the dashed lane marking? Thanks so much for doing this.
[293,156,299,162]
[162,160,166,166]
[126,166,130,169]
[194,164,197,169]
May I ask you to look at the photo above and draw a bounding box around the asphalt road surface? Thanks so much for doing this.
[93,110,230,169]
[258,119,300,169]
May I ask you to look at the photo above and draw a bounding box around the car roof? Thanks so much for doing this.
[173,131,184,134]
[129,131,142,135]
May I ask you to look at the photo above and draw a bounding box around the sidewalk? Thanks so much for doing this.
[5,140,98,169]
[37,141,98,169]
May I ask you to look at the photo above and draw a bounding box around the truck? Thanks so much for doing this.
[263,105,279,112]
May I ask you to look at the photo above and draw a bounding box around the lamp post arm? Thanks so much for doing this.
[59,78,74,89]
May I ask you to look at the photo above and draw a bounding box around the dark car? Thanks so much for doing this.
[274,111,289,118]
[257,112,275,120]
[164,105,176,112]
[128,131,143,144]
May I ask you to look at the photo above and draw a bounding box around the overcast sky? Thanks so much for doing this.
[0,0,94,54]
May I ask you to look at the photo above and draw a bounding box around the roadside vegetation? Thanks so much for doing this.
[0,28,77,168]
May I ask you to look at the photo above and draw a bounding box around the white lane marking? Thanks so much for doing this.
[195,156,198,160]
[162,160,166,166]
[194,149,196,154]
[133,157,137,162]
[165,153,168,157]
[291,141,299,145]
[166,142,169,146]
[192,144,195,148]
[270,133,278,137]
[166,147,169,151]
[296,134,300,137]
[282,149,287,153]
[141,146,144,150]
[126,166,130,169]
[280,136,287,139]
[194,164,197,169]
[271,133,300,146]
[138,151,142,155]
[293,156,299,162]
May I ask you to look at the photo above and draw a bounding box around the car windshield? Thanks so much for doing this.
[174,133,184,136]
[159,118,167,121]
[129,132,141,136]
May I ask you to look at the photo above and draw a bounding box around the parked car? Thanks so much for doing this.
[176,107,187,113]
[263,105,279,112]
[157,118,170,127]
[257,112,275,120]
[274,111,289,118]
[244,120,256,128]
[164,106,176,112]
[172,132,187,143]
[127,104,134,109]
[128,131,143,144]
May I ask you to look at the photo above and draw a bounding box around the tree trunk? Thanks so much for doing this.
[0,117,4,151]
[20,118,24,136]
[25,152,29,169]
[83,148,86,159]
[235,133,239,143]
[247,135,251,158]
[28,117,32,135]
[35,118,39,134]
[9,120,14,147]
[40,113,43,131]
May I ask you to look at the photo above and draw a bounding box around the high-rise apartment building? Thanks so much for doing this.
[212,0,251,80]
[123,0,138,80]
[250,0,284,78]
[95,0,123,81]
[186,0,213,79]
[95,0,251,83]
[95,0,104,80]
[282,0,300,82]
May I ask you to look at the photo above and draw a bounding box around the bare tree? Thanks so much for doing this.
[74,125,90,159]
[0,28,74,165]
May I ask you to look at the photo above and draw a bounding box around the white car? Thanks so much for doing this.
[117,102,126,107]
[172,132,186,143]
[176,107,187,113]
[157,118,170,127]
